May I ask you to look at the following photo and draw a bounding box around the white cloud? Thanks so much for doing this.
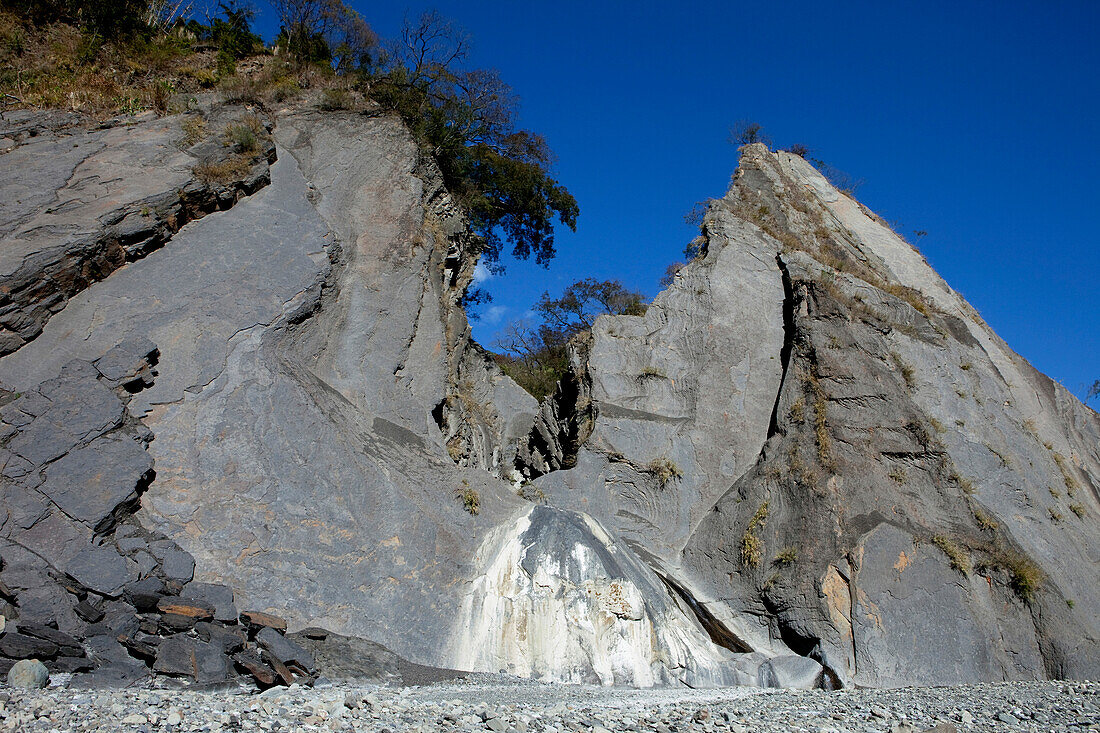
[484,305,507,324]
[472,262,492,284]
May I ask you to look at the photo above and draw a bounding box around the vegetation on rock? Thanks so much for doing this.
[495,278,646,399]
[645,457,683,488]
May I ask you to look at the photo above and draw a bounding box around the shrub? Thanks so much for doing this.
[1051,451,1080,494]
[494,279,645,399]
[953,472,975,495]
[638,366,667,380]
[932,535,970,574]
[1070,503,1086,518]
[788,397,805,424]
[225,123,258,154]
[774,546,798,566]
[645,457,683,488]
[319,86,351,110]
[740,533,763,568]
[996,550,1043,602]
[973,508,997,531]
[180,114,207,147]
[455,481,480,515]
[739,502,769,568]
[368,12,576,270]
[729,120,771,148]
[888,467,906,484]
[806,373,833,470]
[194,155,252,184]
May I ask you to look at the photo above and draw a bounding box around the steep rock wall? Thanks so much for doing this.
[516,144,1100,687]
[0,109,746,686]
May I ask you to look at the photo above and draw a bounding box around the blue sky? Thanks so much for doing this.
[250,1,1099,401]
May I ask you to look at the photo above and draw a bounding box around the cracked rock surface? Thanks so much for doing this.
[1,105,1097,692]
[0,102,274,357]
[515,144,1100,687]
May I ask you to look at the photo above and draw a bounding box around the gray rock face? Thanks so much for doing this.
[0,103,274,357]
[517,143,1100,687]
[2,104,1095,690]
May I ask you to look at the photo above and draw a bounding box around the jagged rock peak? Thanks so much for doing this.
[519,141,1100,687]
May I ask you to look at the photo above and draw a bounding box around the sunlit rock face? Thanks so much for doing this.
[3,102,1097,689]
[450,505,771,687]
[516,143,1100,687]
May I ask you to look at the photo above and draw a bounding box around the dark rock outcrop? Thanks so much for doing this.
[0,103,275,356]
[0,337,331,687]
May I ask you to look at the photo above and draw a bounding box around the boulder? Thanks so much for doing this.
[194,622,245,654]
[240,611,287,633]
[233,649,275,686]
[156,598,215,621]
[124,577,166,613]
[152,636,227,684]
[256,626,315,674]
[761,655,824,689]
[15,624,84,657]
[7,659,48,688]
[148,542,195,584]
[180,582,236,623]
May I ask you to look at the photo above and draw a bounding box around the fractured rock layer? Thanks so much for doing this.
[1,107,1096,689]
[520,144,1100,687]
[0,109,732,686]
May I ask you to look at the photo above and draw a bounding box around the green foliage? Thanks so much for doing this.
[8,0,150,36]
[225,123,257,153]
[180,114,206,145]
[181,2,262,76]
[271,0,374,69]
[455,480,480,515]
[318,86,351,110]
[740,501,769,568]
[774,547,798,567]
[995,549,1043,602]
[659,261,685,288]
[806,372,834,470]
[972,508,997,531]
[891,352,915,389]
[368,11,576,269]
[1051,450,1080,494]
[788,397,805,424]
[495,279,646,399]
[729,120,771,148]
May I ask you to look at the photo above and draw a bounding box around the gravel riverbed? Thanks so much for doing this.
[2,677,1096,732]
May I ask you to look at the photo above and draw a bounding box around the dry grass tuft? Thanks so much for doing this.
[740,501,770,568]
[645,457,683,488]
[932,535,971,574]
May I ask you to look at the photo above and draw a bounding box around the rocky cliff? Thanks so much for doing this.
[517,144,1100,687]
[0,104,1096,689]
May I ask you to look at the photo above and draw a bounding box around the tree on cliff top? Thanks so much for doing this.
[495,279,645,399]
[271,0,375,69]
[368,11,578,269]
